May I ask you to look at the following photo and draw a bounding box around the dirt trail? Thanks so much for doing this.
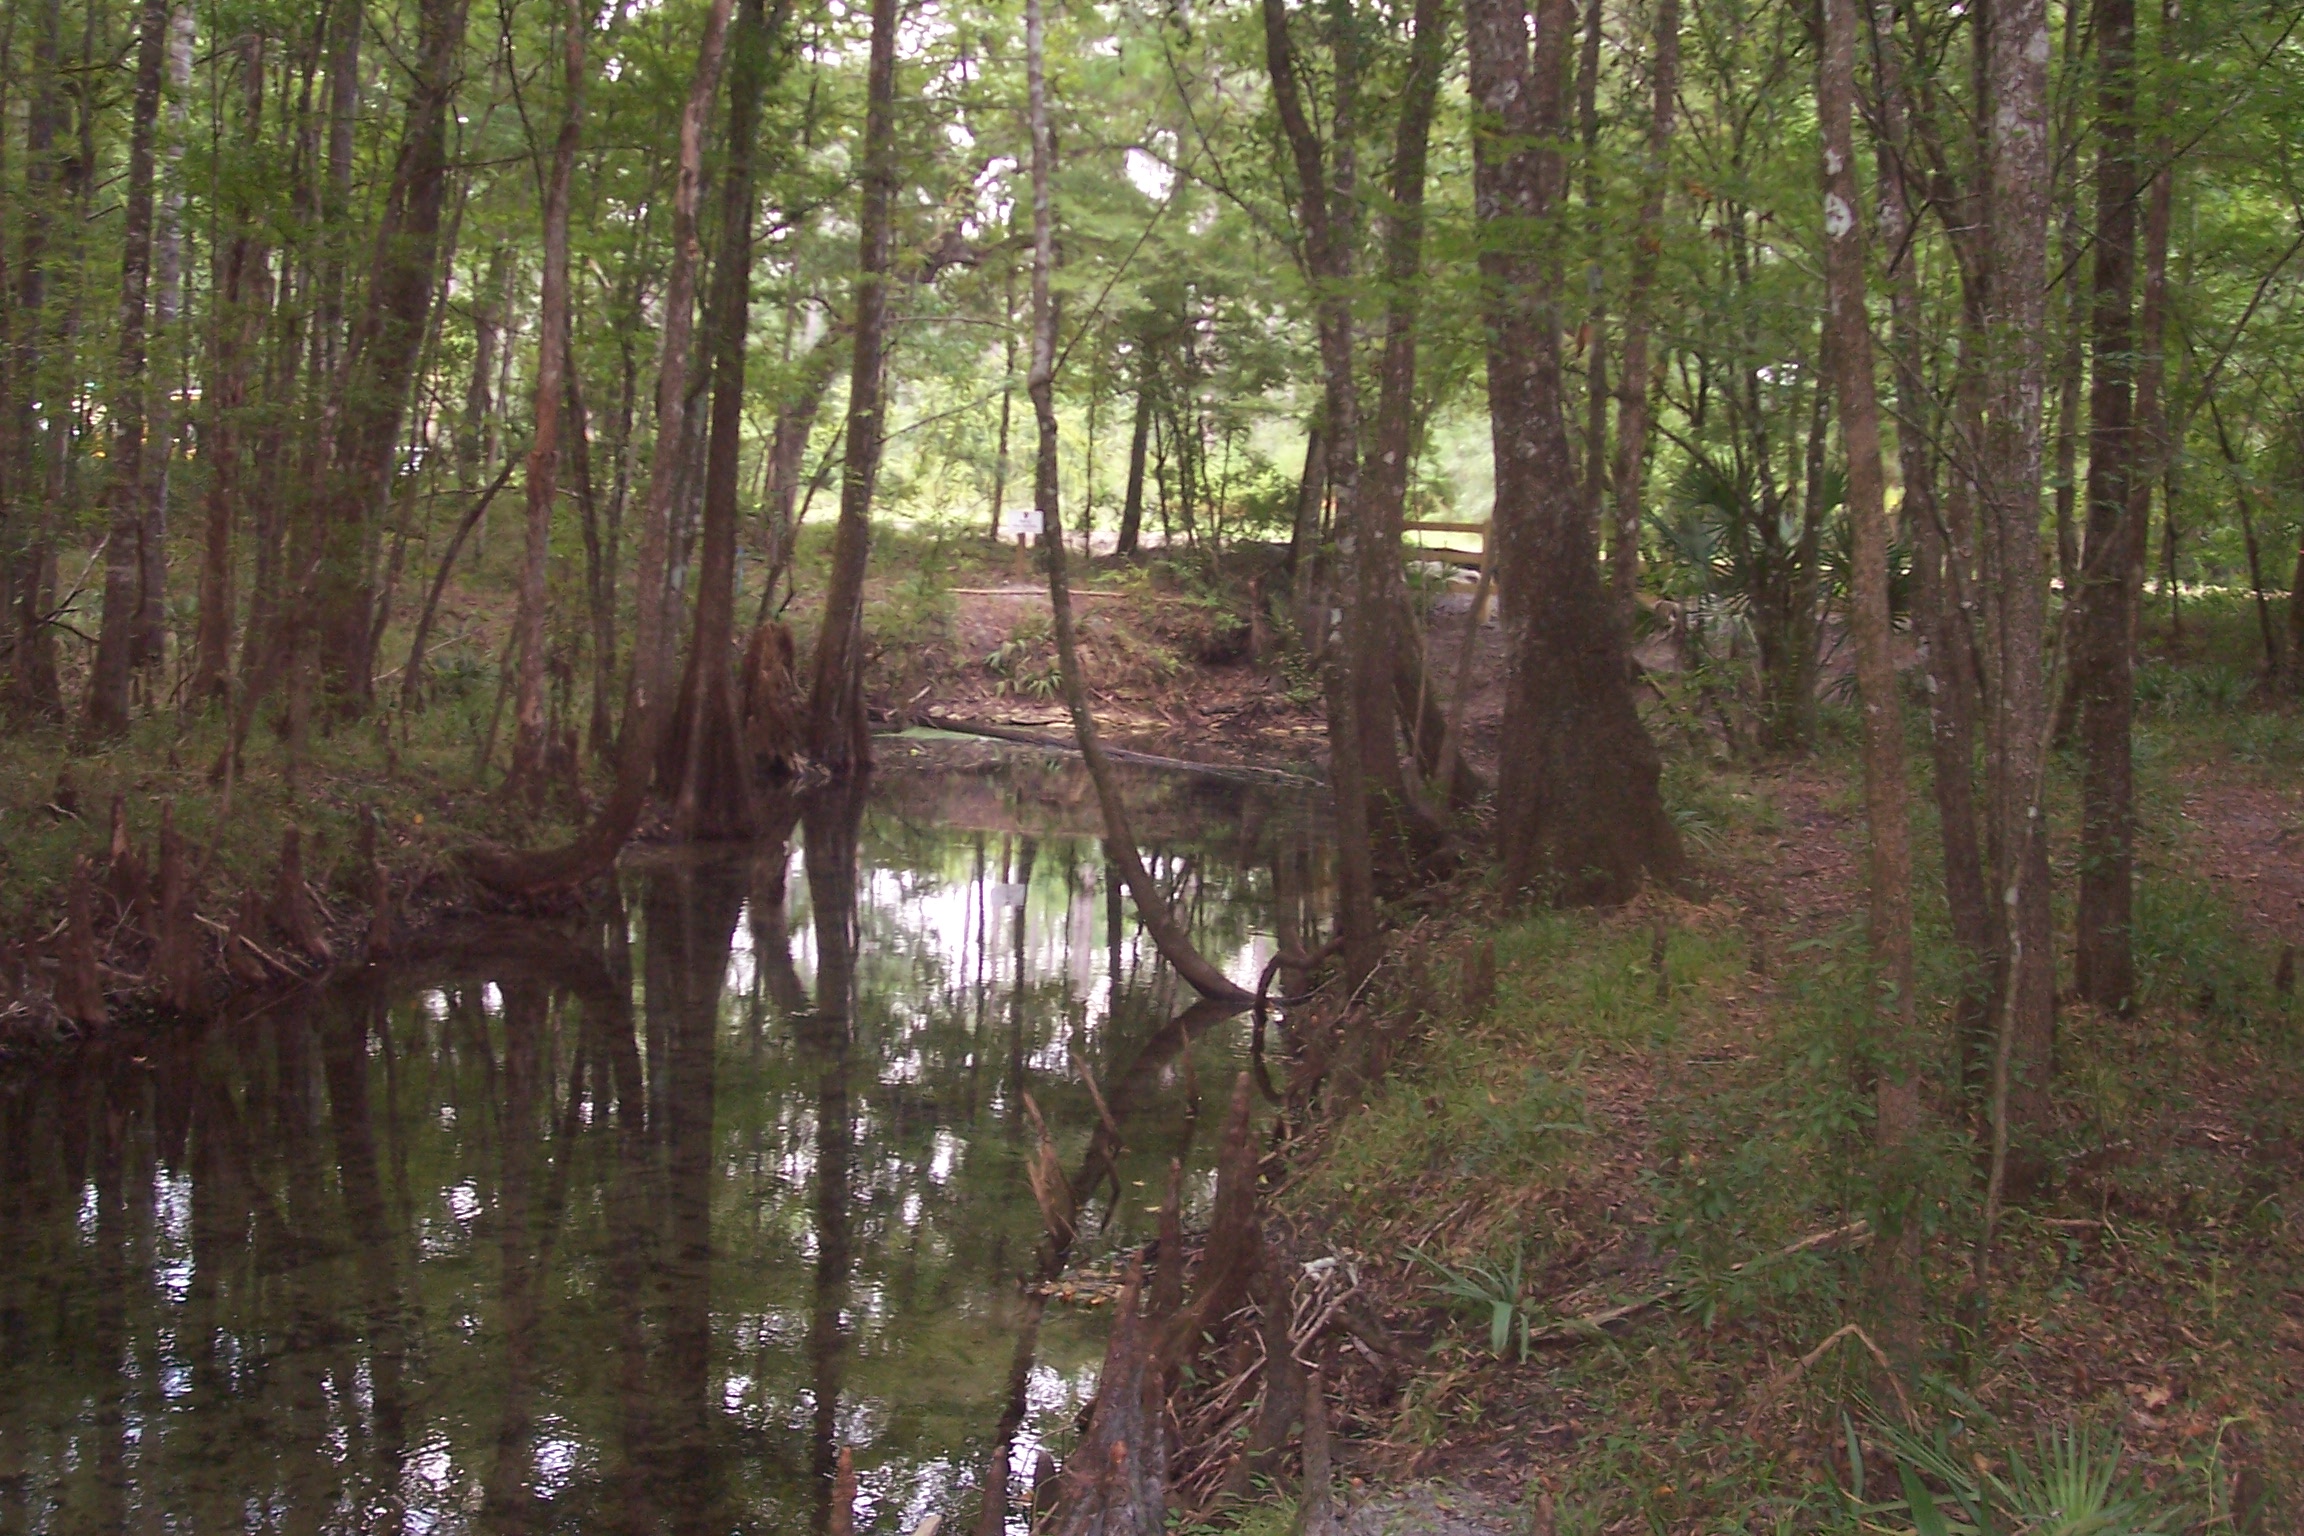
[2170,760,2304,953]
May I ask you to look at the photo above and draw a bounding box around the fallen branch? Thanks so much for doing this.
[917,713,1320,789]
[1523,1220,1873,1348]
[1748,1322,1919,1430]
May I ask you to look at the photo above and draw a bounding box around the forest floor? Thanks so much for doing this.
[1191,604,2304,1535]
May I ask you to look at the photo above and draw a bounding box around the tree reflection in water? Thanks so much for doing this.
[0,755,1323,1533]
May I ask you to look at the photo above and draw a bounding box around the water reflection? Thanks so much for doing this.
[0,753,1324,1534]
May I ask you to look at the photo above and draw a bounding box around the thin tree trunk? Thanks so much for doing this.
[313,0,471,710]
[1364,0,1471,810]
[193,39,267,707]
[1261,0,1381,980]
[1870,0,1992,1058]
[1027,0,1252,1009]
[2073,0,2139,1011]
[2210,403,2278,674]
[1978,0,2059,1265]
[803,0,898,771]
[508,0,586,800]
[1467,0,1679,906]
[459,245,508,490]
[138,2,191,671]
[2051,207,2084,593]
[1821,0,1922,1350]
[1117,368,1152,556]
[1612,0,1676,619]
[760,324,842,607]
[663,0,780,838]
[991,262,1017,539]
[1577,0,1607,539]
[7,0,64,721]
[84,0,171,738]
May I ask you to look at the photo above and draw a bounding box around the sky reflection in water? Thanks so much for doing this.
[0,751,1326,1534]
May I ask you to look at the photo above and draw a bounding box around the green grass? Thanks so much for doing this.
[1249,606,2304,1531]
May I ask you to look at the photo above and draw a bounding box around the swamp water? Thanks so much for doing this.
[0,748,1326,1534]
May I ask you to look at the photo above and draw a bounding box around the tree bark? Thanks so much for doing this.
[991,262,1017,539]
[193,39,269,708]
[460,245,509,494]
[1821,0,1921,1199]
[2072,0,2139,1011]
[1466,0,1679,905]
[662,0,780,838]
[84,0,172,739]
[803,0,899,770]
[11,0,75,721]
[1118,367,1153,557]
[1870,0,1993,1058]
[314,0,471,710]
[508,0,587,800]
[1612,0,1677,619]
[1261,0,1382,979]
[1978,0,2059,1243]
[1365,0,1476,809]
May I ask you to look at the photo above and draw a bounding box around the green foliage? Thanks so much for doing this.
[1415,1243,1549,1359]
[1851,1417,2189,1536]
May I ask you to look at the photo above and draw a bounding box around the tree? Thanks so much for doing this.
[804,0,900,771]
[507,0,588,800]
[1465,0,1679,905]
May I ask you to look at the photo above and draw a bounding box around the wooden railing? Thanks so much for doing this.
[1401,518,1490,570]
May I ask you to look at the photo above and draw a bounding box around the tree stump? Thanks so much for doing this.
[152,803,203,1014]
[56,858,107,1029]
[107,795,150,917]
[267,827,332,963]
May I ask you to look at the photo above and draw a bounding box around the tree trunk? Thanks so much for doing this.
[314,0,471,711]
[1612,0,1677,619]
[1821,0,1923,1353]
[804,0,898,771]
[2051,208,2084,593]
[1261,0,1382,979]
[2072,0,2139,1011]
[1027,0,1252,1010]
[506,3,585,805]
[460,245,509,491]
[193,40,268,708]
[1576,0,1607,540]
[991,263,1017,539]
[662,0,779,839]
[84,0,172,739]
[1978,0,2058,1242]
[1364,0,1474,811]
[508,0,587,801]
[459,0,734,893]
[1467,0,1679,906]
[1871,0,1993,1061]
[137,4,192,672]
[1117,369,1152,557]
[5,0,66,721]
[761,325,843,604]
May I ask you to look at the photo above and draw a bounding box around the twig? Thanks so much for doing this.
[1748,1322,1919,1430]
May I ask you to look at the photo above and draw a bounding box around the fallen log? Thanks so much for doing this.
[917,713,1320,789]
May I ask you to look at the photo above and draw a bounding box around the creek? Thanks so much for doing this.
[0,746,1325,1534]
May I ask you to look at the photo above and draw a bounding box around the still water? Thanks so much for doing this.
[0,749,1326,1534]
